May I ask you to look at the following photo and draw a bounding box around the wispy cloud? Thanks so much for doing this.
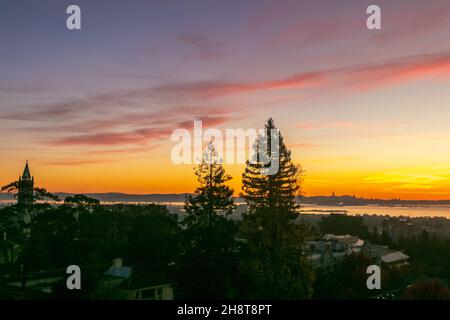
[274,18,358,47]
[0,84,44,94]
[44,159,115,166]
[85,146,157,156]
[48,115,232,146]
[49,129,167,146]
[371,2,450,43]
[264,1,450,49]
[152,51,450,99]
[296,121,405,132]
[178,32,226,59]
[5,51,450,151]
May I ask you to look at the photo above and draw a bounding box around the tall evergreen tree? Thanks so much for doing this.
[176,141,240,299]
[240,118,314,299]
[184,141,235,227]
[242,118,300,215]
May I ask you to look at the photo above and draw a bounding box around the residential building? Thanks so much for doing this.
[98,258,173,300]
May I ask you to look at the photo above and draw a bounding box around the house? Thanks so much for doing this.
[306,234,366,272]
[365,244,410,268]
[381,251,410,268]
[306,234,410,272]
[98,258,173,300]
[1,263,109,298]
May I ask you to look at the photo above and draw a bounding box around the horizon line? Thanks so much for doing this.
[12,191,450,202]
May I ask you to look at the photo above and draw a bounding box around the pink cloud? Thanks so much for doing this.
[371,2,450,43]
[49,128,171,146]
[343,53,450,91]
[48,115,232,146]
[178,32,226,59]
[44,159,115,166]
[154,51,450,100]
[297,121,378,130]
[12,51,450,150]
[86,146,157,156]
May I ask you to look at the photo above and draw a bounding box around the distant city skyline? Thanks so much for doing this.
[2,1,450,200]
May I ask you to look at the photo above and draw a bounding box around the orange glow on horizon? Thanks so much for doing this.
[2,157,450,201]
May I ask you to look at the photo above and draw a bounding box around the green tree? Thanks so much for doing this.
[240,118,314,299]
[402,279,450,300]
[184,141,235,227]
[0,205,26,242]
[242,118,299,214]
[22,204,78,270]
[1,181,59,203]
[127,205,180,271]
[64,194,100,207]
[313,252,373,299]
[379,230,392,246]
[176,141,241,299]
[369,227,380,243]
[319,214,369,238]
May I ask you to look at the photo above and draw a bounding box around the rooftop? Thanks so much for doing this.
[381,251,410,264]
[103,265,132,279]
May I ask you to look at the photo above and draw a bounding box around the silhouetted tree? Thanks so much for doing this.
[21,204,77,270]
[319,214,369,238]
[369,227,380,243]
[313,252,372,299]
[176,141,241,299]
[242,118,300,214]
[184,141,235,227]
[402,279,450,300]
[379,230,392,246]
[64,194,100,207]
[1,181,59,202]
[0,205,26,242]
[127,205,180,271]
[240,118,314,299]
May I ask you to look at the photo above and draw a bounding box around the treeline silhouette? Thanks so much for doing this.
[1,119,450,299]
[0,119,315,299]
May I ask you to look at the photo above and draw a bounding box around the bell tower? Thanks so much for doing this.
[18,161,34,207]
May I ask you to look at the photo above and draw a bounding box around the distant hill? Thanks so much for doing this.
[2,192,450,205]
[0,193,14,200]
[298,195,450,206]
[54,193,189,203]
[56,193,450,205]
[1,192,189,203]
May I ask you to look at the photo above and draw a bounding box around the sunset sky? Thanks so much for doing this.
[2,0,450,199]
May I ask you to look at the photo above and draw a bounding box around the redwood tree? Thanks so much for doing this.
[240,118,314,299]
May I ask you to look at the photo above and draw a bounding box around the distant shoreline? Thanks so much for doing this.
[2,198,450,219]
[2,192,450,205]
